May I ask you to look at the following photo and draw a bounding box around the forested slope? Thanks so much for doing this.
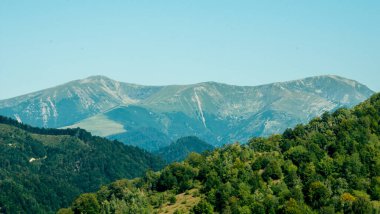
[155,136,214,163]
[0,116,164,213]
[61,93,380,213]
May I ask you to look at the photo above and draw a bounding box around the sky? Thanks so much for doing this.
[0,0,379,99]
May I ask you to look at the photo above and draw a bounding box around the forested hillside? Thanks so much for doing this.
[0,116,164,213]
[60,93,380,213]
[155,136,214,163]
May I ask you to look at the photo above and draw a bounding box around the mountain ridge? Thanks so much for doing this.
[0,74,369,103]
[0,75,374,151]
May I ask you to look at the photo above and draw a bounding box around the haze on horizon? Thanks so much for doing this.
[1,1,379,99]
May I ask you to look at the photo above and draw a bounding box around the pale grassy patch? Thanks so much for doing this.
[62,114,126,137]
[156,189,201,214]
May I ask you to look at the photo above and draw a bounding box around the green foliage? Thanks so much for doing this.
[169,194,177,204]
[56,208,74,214]
[72,193,100,214]
[262,159,283,181]
[283,198,315,214]
[191,199,213,214]
[61,93,380,213]
[371,176,380,200]
[306,181,331,208]
[352,197,373,214]
[157,163,198,192]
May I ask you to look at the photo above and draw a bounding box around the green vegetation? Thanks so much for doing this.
[61,93,380,213]
[155,136,214,163]
[0,116,164,213]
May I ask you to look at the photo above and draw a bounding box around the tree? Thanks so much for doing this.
[72,193,100,214]
[262,160,283,181]
[282,198,314,214]
[169,194,177,204]
[306,181,331,208]
[340,192,356,213]
[191,199,213,214]
[352,197,372,214]
[371,176,380,200]
[157,163,197,192]
[284,145,310,166]
[57,208,74,214]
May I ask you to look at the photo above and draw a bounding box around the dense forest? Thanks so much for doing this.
[60,93,380,213]
[0,116,164,213]
[155,136,214,163]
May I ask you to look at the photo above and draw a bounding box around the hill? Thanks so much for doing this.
[60,93,380,213]
[155,136,214,163]
[0,116,164,213]
[0,75,374,151]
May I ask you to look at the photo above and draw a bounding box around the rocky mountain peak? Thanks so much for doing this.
[78,75,116,84]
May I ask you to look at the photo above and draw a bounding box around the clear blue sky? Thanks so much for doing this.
[1,1,379,99]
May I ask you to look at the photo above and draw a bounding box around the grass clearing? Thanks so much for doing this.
[62,114,126,137]
[155,189,201,214]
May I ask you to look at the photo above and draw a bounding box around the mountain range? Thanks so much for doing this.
[0,75,374,151]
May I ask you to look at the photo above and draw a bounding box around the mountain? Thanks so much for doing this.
[155,136,214,163]
[0,116,164,213]
[0,75,374,151]
[59,93,380,213]
[0,75,161,128]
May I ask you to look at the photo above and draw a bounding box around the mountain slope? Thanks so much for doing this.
[0,116,164,213]
[66,75,374,150]
[0,75,374,151]
[60,92,380,213]
[0,76,161,128]
[155,136,214,163]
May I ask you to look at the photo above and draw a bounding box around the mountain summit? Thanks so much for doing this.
[0,75,374,150]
